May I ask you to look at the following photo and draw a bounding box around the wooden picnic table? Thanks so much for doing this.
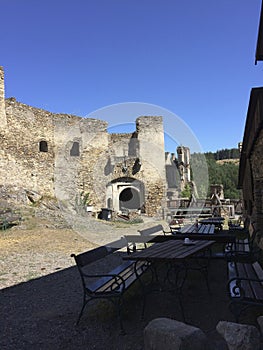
[123,239,215,263]
[123,239,215,320]
[168,224,236,257]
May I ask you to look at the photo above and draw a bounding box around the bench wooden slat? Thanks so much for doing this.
[253,262,263,280]
[235,238,250,253]
[138,224,169,248]
[247,262,263,301]
[96,268,136,293]
[89,260,135,292]
[75,237,127,267]
[238,263,256,299]
[75,246,115,267]
[138,224,165,236]
[93,260,147,294]
[125,235,152,244]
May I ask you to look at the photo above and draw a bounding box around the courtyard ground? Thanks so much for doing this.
[0,217,262,349]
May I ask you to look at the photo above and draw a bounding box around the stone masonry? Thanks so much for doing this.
[0,66,189,217]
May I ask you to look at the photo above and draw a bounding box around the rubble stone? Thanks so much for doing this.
[216,320,260,350]
[144,318,207,350]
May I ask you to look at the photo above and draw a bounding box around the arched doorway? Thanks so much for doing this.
[106,177,145,212]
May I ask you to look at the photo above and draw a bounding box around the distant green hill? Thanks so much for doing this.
[191,148,240,199]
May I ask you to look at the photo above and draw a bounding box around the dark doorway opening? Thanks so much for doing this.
[119,187,140,210]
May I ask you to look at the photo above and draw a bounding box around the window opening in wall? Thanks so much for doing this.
[39,140,48,152]
[70,142,80,156]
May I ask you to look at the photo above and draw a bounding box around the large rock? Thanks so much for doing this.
[257,315,263,335]
[144,318,207,350]
[216,321,260,350]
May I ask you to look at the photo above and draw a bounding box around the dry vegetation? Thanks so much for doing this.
[0,217,96,289]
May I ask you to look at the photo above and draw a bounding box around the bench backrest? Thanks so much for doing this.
[138,224,164,237]
[71,246,113,267]
[137,224,166,249]
[71,237,127,267]
[248,223,261,247]
[124,234,164,253]
[253,262,263,281]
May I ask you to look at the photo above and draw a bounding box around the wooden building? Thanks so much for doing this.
[238,1,263,233]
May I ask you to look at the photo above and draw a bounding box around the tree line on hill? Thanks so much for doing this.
[188,148,240,200]
[205,148,240,161]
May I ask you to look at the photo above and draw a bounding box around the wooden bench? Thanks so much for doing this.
[123,225,170,253]
[138,224,171,248]
[225,223,261,263]
[227,260,263,322]
[71,237,149,334]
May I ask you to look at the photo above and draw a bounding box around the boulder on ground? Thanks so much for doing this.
[144,317,207,350]
[216,320,260,350]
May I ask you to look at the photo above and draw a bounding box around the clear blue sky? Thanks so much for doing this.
[1,0,262,152]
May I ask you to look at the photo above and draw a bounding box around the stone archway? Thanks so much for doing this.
[106,177,144,212]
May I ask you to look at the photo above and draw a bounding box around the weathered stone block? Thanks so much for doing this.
[216,321,260,350]
[144,318,207,350]
[257,315,263,335]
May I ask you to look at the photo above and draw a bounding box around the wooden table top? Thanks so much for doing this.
[179,223,215,235]
[200,217,224,224]
[123,239,215,262]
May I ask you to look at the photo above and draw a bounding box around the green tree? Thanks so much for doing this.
[191,150,241,200]
[181,183,192,199]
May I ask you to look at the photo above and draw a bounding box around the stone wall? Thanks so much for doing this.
[0,98,55,196]
[0,99,168,216]
[250,128,263,231]
[0,66,183,218]
[54,116,109,210]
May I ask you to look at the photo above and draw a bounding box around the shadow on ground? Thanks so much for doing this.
[1,256,262,349]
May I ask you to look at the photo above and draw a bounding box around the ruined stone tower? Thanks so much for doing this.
[177,146,191,188]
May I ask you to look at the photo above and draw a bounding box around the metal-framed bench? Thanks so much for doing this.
[225,223,261,263]
[125,235,151,254]
[138,224,171,236]
[71,238,149,334]
[227,260,263,322]
[138,224,171,248]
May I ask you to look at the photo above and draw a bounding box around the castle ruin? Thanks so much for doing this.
[0,66,191,218]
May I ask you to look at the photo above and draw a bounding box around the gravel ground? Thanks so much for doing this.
[0,216,262,349]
